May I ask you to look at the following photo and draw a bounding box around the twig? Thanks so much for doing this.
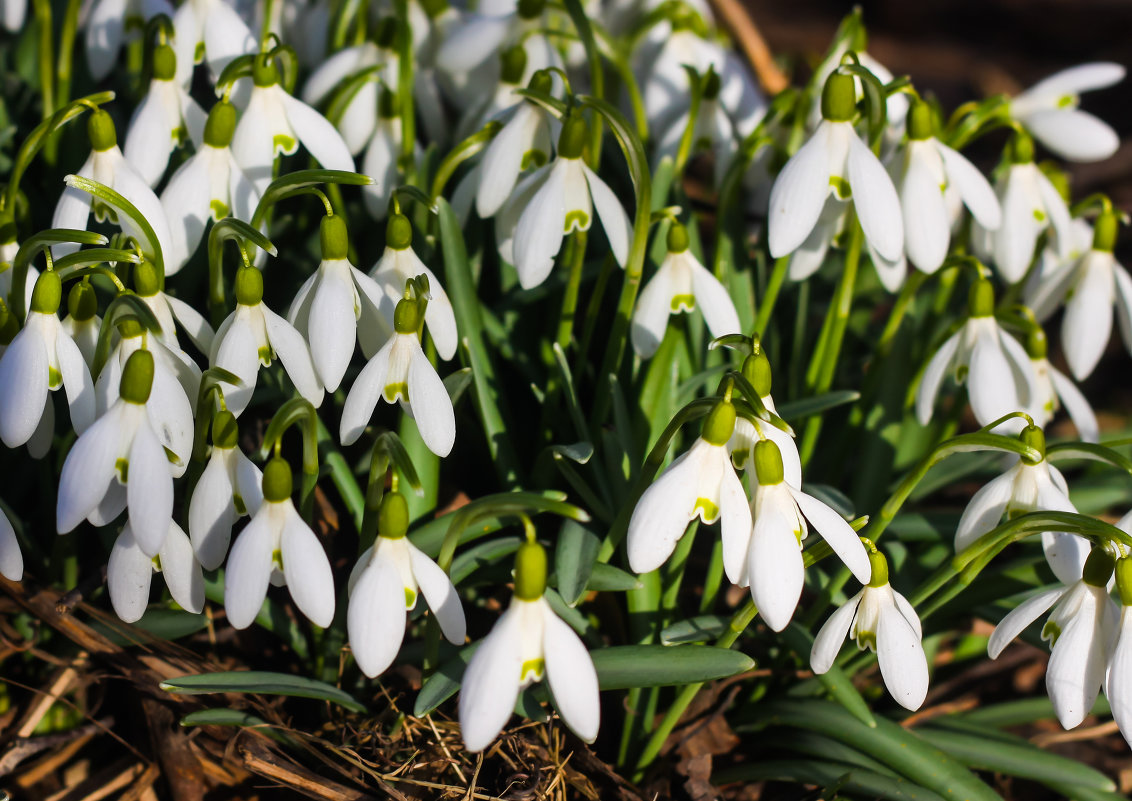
[704,0,789,94]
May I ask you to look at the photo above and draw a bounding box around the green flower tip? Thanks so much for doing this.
[753,439,784,486]
[702,400,736,446]
[1019,424,1046,465]
[1116,557,1132,606]
[666,222,689,254]
[1007,130,1034,165]
[528,70,552,96]
[212,410,239,449]
[204,100,237,148]
[235,266,264,306]
[967,278,995,318]
[88,109,118,152]
[1093,210,1119,253]
[517,0,544,20]
[500,45,528,85]
[393,297,421,334]
[907,99,935,141]
[386,214,413,250]
[152,44,177,81]
[262,457,293,503]
[252,54,278,87]
[29,270,62,314]
[378,492,410,539]
[120,349,155,405]
[743,350,772,397]
[702,69,721,101]
[514,539,547,600]
[821,72,856,123]
[1083,547,1116,589]
[67,282,98,322]
[557,115,588,160]
[1025,326,1048,360]
[133,259,162,297]
[867,548,889,587]
[320,214,350,260]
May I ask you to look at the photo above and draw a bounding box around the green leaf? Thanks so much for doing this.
[962,695,1109,728]
[1047,441,1132,476]
[250,169,374,229]
[781,624,875,728]
[414,643,479,716]
[776,390,861,421]
[179,708,294,743]
[660,614,729,645]
[9,228,108,320]
[64,174,164,269]
[87,608,209,646]
[430,120,502,200]
[714,760,949,801]
[407,490,570,557]
[591,645,754,690]
[160,671,365,713]
[449,536,522,585]
[555,519,601,606]
[585,563,641,592]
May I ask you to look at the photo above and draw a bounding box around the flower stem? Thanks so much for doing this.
[33,0,55,124]
[752,255,789,337]
[556,230,588,351]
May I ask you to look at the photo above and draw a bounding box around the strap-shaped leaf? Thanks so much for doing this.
[65,174,164,271]
[161,671,365,712]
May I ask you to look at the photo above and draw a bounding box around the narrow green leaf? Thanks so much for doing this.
[449,537,522,585]
[781,624,875,728]
[962,695,1109,728]
[585,562,641,592]
[179,708,294,743]
[660,614,729,645]
[555,519,601,606]
[407,490,570,556]
[714,760,949,801]
[250,169,374,229]
[414,642,479,716]
[776,390,861,421]
[87,608,209,646]
[1047,442,1132,476]
[160,671,365,713]
[64,175,164,269]
[591,645,754,690]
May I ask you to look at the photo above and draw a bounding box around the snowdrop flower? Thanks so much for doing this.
[301,40,385,156]
[653,69,737,188]
[0,506,22,581]
[188,411,263,569]
[0,271,95,452]
[806,33,907,147]
[85,0,173,81]
[1021,328,1098,443]
[348,492,465,677]
[737,440,872,631]
[171,0,256,89]
[727,350,801,488]
[132,259,215,355]
[2,0,25,33]
[60,283,101,369]
[108,521,204,623]
[974,132,1072,284]
[52,110,173,265]
[56,350,177,556]
[455,44,532,144]
[225,457,336,629]
[0,223,36,312]
[124,44,206,188]
[767,73,903,272]
[288,215,387,392]
[161,100,260,274]
[631,221,740,358]
[628,399,751,574]
[496,115,631,289]
[915,278,1038,432]
[990,546,1118,729]
[370,215,457,360]
[340,294,455,457]
[232,55,354,197]
[359,89,407,221]
[811,548,928,711]
[893,99,1002,274]
[211,266,323,416]
[472,68,555,220]
[955,424,1088,585]
[458,539,599,751]
[1106,542,1132,746]
[1011,63,1125,163]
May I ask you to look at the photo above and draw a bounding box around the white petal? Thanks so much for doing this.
[233,450,264,516]
[57,407,128,532]
[201,0,256,80]
[407,344,455,457]
[892,589,924,640]
[262,305,324,407]
[1024,109,1120,163]
[408,542,466,645]
[1047,593,1107,728]
[124,88,175,187]
[626,446,703,573]
[160,153,211,272]
[937,143,1001,230]
[436,14,513,73]
[108,526,155,623]
[0,325,48,447]
[901,152,950,273]
[127,421,174,557]
[810,593,861,673]
[361,122,399,219]
[458,606,523,752]
[56,327,95,434]
[26,393,54,460]
[84,0,125,78]
[1020,63,1126,102]
[876,598,928,710]
[477,107,537,219]
[171,1,202,86]
[231,91,279,194]
[689,259,741,341]
[749,492,805,632]
[495,164,549,265]
[1049,365,1099,443]
[1113,263,1132,355]
[1062,256,1114,380]
[543,603,600,742]
[847,132,903,262]
[955,469,1016,552]
[967,329,1020,428]
[165,294,215,355]
[188,450,237,570]
[584,166,631,268]
[308,271,358,392]
[791,488,871,584]
[224,511,275,629]
[0,509,22,581]
[340,340,393,446]
[1035,171,1074,261]
[111,160,174,270]
[144,357,195,471]
[988,586,1065,658]
[348,555,407,677]
[631,260,676,359]
[160,522,204,614]
[767,123,834,258]
[51,155,95,248]
[281,511,336,627]
[718,460,753,584]
[513,164,567,289]
[996,169,1043,283]
[280,92,355,174]
[1107,612,1132,745]
[786,197,841,281]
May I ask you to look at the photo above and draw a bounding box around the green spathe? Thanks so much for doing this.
[120,349,155,404]
[514,539,547,600]
[378,492,409,539]
[262,457,293,503]
[867,548,888,588]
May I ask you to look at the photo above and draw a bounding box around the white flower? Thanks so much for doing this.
[340,297,455,457]
[728,398,800,490]
[808,48,908,143]
[458,540,599,751]
[892,100,1002,274]
[369,215,458,360]
[85,0,173,81]
[132,259,215,354]
[455,43,538,144]
[360,102,405,221]
[1027,217,1095,322]
[0,272,95,451]
[767,73,903,268]
[51,110,173,265]
[287,215,387,392]
[496,116,631,290]
[1,0,25,33]
[628,401,750,574]
[915,279,1038,432]
[161,100,260,273]
[631,222,740,358]
[231,56,354,197]
[171,0,256,89]
[188,411,263,569]
[224,457,336,629]
[1025,353,1098,444]
[1105,526,1132,746]
[347,492,465,677]
[811,550,928,711]
[60,283,101,370]
[0,236,36,314]
[124,44,206,188]
[1011,63,1125,163]
[735,440,871,631]
[653,72,737,188]
[474,84,555,219]
[0,506,22,581]
[108,521,204,623]
[955,425,1088,585]
[301,41,385,156]
[211,266,323,417]
[56,350,177,557]
[990,548,1118,729]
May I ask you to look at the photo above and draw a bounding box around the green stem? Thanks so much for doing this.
[34,0,55,124]
[877,270,925,356]
[556,230,588,350]
[752,255,789,336]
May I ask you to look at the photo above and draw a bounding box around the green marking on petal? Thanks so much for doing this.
[731,448,749,470]
[116,458,129,484]
[48,365,62,389]
[520,658,545,681]
[857,630,877,651]
[1042,619,1061,644]
[694,497,720,524]
[272,134,297,155]
[956,365,969,383]
[173,125,188,147]
[164,445,180,466]
[272,548,284,571]
[404,587,417,609]
[694,136,712,152]
[257,346,274,366]
[939,182,947,194]
[829,175,852,200]
[1057,94,1075,109]
[1033,208,1047,223]
[521,149,547,170]
[210,200,229,220]
[194,41,205,62]
[152,553,162,571]
[233,493,247,515]
[383,382,408,403]
[564,210,589,233]
[669,294,695,313]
